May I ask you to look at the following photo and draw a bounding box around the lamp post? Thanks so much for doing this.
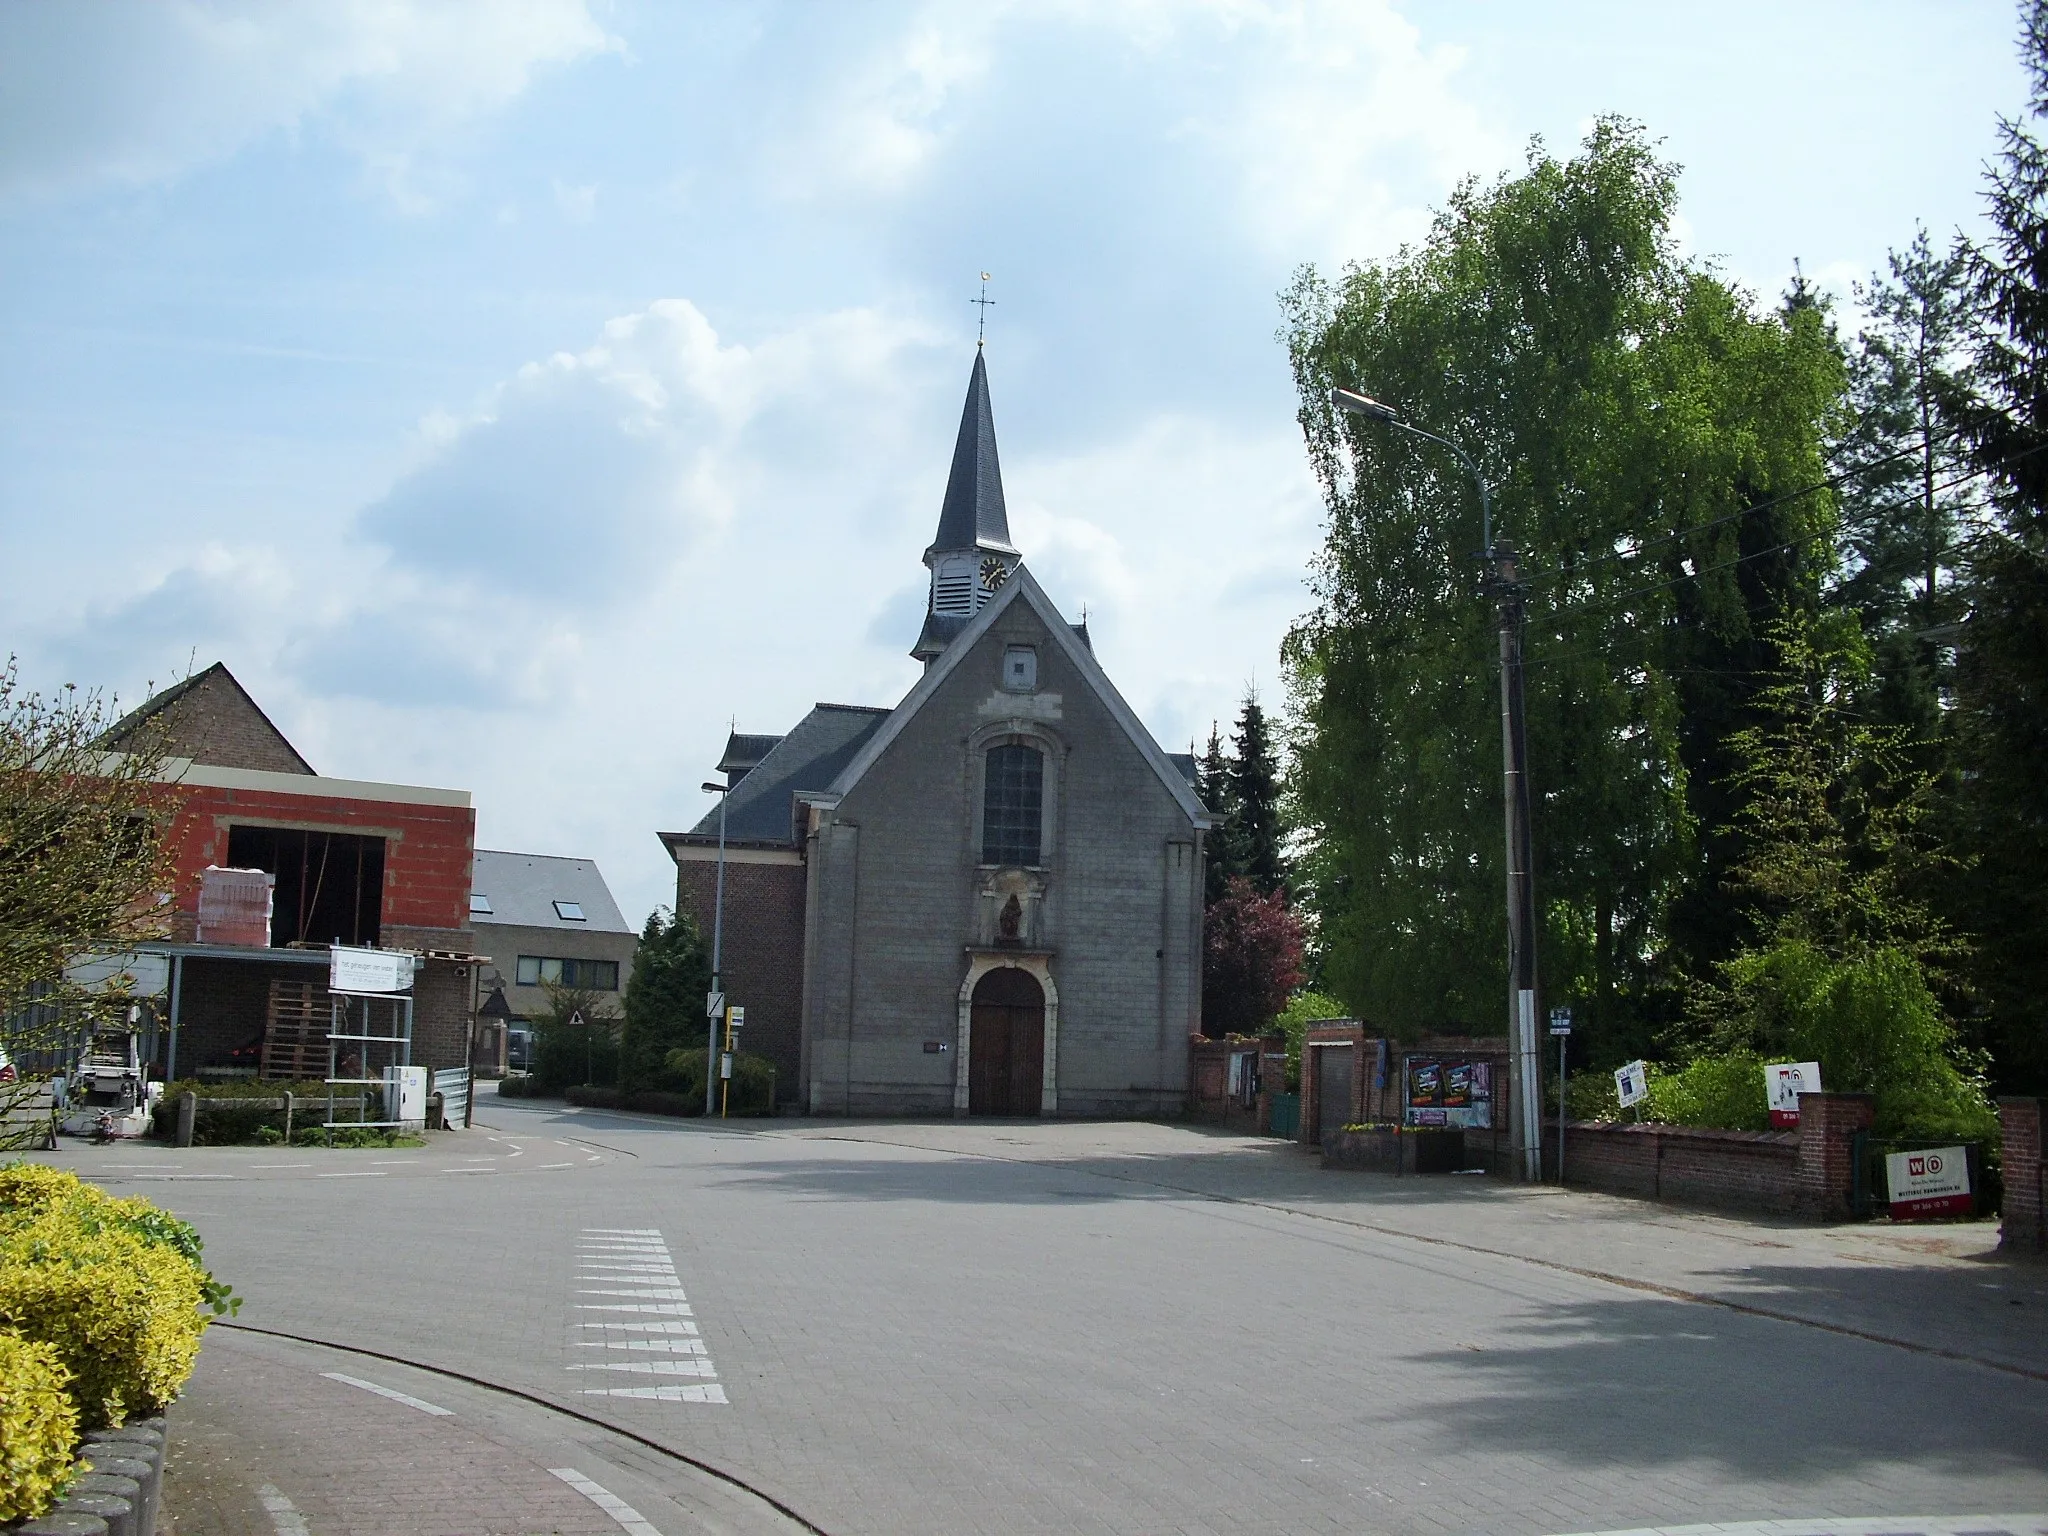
[700,780,729,1117]
[1330,387,1544,1183]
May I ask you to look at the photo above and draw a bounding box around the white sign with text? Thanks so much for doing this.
[1765,1061,1824,1127]
[329,945,415,995]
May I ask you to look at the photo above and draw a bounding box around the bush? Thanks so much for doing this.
[0,1327,78,1521]
[0,1166,214,1430]
[661,1047,775,1115]
[146,1079,334,1144]
[494,1073,544,1098]
[1274,990,1347,1090]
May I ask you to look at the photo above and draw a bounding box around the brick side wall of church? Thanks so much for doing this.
[674,859,807,1101]
[804,598,1202,1116]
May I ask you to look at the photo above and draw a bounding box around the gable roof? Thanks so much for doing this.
[928,350,1016,557]
[827,566,1213,828]
[97,662,315,775]
[470,850,633,934]
[670,703,892,846]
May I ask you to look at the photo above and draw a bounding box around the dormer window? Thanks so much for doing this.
[1002,646,1037,693]
[553,900,586,921]
[981,744,1043,867]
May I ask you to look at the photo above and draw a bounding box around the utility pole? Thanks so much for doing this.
[1493,544,1543,1182]
[700,780,730,1117]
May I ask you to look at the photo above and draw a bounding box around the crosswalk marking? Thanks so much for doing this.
[574,1230,725,1406]
[548,1467,664,1536]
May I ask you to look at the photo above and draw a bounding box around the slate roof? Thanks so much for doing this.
[1165,752,1198,789]
[470,850,633,934]
[716,732,784,780]
[671,704,893,847]
[927,350,1016,557]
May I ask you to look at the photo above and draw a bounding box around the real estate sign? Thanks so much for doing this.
[1764,1061,1824,1128]
[1885,1146,1972,1220]
[1614,1060,1649,1109]
[330,945,415,995]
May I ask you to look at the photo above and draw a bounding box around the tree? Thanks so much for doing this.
[617,906,713,1094]
[1830,227,1980,740]
[1201,877,1304,1038]
[0,662,176,1011]
[530,983,620,1092]
[1226,693,1286,897]
[1948,0,2048,1092]
[1197,724,1239,906]
[1281,120,1842,1054]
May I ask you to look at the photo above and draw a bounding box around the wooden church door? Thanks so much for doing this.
[968,967,1045,1115]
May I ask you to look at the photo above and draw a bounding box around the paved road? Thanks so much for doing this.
[45,1100,2048,1536]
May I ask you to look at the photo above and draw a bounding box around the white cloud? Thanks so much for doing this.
[0,0,617,204]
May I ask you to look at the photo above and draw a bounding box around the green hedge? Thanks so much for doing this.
[0,1326,77,1521]
[146,1079,338,1145]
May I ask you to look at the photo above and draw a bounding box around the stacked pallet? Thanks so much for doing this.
[263,978,332,1081]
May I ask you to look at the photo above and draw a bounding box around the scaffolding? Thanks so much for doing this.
[324,991,413,1136]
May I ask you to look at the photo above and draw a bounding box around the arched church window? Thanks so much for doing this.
[981,744,1043,867]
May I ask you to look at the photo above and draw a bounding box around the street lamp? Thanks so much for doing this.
[1330,385,1543,1183]
[701,780,729,1117]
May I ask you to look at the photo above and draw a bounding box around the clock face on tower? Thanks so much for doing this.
[980,556,1010,592]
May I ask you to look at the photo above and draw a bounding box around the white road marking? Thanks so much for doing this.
[568,1359,718,1376]
[581,1384,728,1403]
[317,1171,388,1179]
[577,1303,694,1317]
[439,1167,496,1174]
[579,1287,689,1300]
[548,1467,664,1536]
[250,1163,313,1170]
[105,1163,179,1168]
[539,1161,576,1169]
[125,1174,236,1180]
[258,1484,310,1536]
[584,1228,661,1234]
[579,1339,710,1354]
[321,1371,454,1416]
[581,1320,700,1334]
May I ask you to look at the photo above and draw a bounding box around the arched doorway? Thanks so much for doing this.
[969,967,1044,1116]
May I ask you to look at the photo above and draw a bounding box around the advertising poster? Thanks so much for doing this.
[1443,1062,1473,1109]
[1408,1059,1442,1106]
[1764,1061,1824,1128]
[1885,1146,1972,1220]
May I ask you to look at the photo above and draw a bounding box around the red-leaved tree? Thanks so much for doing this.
[1201,876,1305,1038]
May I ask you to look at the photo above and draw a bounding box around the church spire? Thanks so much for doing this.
[913,349,1020,664]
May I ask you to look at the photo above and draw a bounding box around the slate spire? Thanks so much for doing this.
[913,350,1022,665]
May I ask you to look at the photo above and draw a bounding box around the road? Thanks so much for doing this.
[42,1097,2048,1536]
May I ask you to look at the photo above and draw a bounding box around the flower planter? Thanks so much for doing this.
[1320,1125,1467,1174]
[14,1413,166,1536]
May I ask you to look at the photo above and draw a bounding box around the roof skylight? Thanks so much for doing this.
[554,900,586,921]
[470,893,492,914]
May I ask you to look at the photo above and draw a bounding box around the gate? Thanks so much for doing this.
[1316,1044,1354,1147]
[433,1067,472,1129]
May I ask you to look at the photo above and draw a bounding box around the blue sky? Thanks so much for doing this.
[0,0,2027,928]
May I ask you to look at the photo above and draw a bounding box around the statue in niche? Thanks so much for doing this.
[997,892,1023,944]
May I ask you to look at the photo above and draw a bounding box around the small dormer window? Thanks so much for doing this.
[1002,646,1037,693]
[470,893,493,915]
[553,900,586,921]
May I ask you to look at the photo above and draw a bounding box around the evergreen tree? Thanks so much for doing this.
[1226,693,1286,897]
[1950,0,2048,1092]
[1197,723,1239,905]
[1830,227,1979,740]
[618,906,714,1094]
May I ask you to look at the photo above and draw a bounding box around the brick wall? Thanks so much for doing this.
[163,781,474,937]
[1549,1093,1873,1220]
[143,672,313,775]
[674,857,806,1101]
[411,958,474,1074]
[1186,1033,1281,1133]
[2000,1097,2045,1255]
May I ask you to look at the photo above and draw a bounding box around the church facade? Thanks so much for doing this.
[662,352,1212,1116]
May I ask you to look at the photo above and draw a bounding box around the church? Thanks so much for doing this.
[661,350,1214,1116]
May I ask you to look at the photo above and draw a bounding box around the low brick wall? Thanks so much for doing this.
[1549,1093,1875,1221]
[2001,1097,2045,1255]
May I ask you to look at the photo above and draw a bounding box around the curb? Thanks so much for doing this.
[13,1413,167,1536]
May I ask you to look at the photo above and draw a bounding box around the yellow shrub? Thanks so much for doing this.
[0,1164,84,1223]
[0,1327,79,1521]
[0,1209,208,1429]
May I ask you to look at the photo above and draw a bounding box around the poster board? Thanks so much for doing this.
[1404,1056,1492,1129]
[329,945,416,995]
[1614,1060,1649,1108]
[1885,1146,1972,1220]
[1764,1061,1824,1128]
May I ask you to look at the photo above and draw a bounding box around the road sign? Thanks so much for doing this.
[1764,1061,1823,1128]
[568,1010,584,1029]
[726,1005,745,1031]
[1549,1006,1572,1036]
[706,991,725,1019]
[719,1052,734,1080]
[1885,1145,1972,1220]
[1614,1060,1649,1108]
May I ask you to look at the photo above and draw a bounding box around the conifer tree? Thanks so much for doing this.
[1227,693,1286,897]
[1950,0,2048,1092]
[1197,724,1240,906]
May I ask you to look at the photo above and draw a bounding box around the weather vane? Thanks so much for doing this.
[972,272,994,347]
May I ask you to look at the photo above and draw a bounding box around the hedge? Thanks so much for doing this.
[145,1079,338,1145]
[0,1164,222,1443]
[0,1326,77,1521]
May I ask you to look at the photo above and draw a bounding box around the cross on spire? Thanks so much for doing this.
[972,272,994,347]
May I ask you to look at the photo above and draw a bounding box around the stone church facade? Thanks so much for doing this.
[663,352,1212,1116]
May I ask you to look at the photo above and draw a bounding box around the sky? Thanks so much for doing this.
[0,0,2030,929]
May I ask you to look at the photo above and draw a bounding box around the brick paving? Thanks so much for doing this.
[45,1105,2048,1536]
